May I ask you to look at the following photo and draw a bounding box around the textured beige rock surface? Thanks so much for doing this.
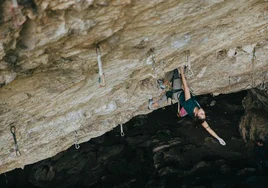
[0,0,267,173]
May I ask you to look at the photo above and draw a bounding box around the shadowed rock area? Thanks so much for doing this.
[0,0,268,174]
[1,91,267,188]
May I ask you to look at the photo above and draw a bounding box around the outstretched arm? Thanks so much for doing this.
[179,67,191,101]
[202,121,226,146]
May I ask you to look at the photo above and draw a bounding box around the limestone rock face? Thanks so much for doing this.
[0,0,267,173]
[239,88,268,143]
[7,93,253,188]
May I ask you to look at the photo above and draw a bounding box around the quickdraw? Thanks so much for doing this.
[96,44,106,87]
[10,126,21,157]
[228,56,231,90]
[10,0,26,27]
[120,124,125,137]
[251,47,256,87]
[74,131,80,150]
[120,117,125,137]
[259,74,267,91]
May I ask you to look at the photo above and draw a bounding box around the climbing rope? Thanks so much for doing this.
[10,126,21,157]
[96,44,105,87]
[74,131,80,150]
[10,0,26,27]
[120,117,125,137]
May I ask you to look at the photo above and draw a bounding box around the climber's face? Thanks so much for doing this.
[257,141,264,147]
[197,108,206,119]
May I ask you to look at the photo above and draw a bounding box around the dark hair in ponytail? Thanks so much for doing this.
[257,139,264,145]
[194,115,206,124]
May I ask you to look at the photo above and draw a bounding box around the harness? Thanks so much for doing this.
[164,67,201,115]
[165,89,183,103]
[165,69,183,103]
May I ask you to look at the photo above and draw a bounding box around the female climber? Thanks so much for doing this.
[149,67,226,146]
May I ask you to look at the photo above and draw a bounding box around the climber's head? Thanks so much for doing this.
[195,108,206,123]
[256,139,264,147]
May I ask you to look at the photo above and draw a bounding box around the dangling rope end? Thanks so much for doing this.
[74,131,80,150]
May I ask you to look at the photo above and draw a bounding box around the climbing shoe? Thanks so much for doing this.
[157,79,166,90]
[173,69,180,79]
[148,98,154,110]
